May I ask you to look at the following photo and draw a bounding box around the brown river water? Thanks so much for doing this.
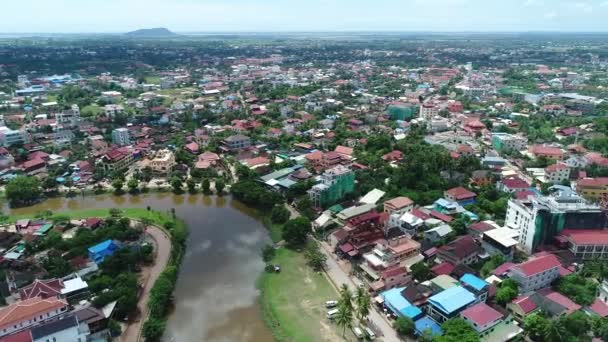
[2,193,275,342]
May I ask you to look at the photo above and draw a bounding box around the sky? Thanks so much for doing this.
[3,0,608,33]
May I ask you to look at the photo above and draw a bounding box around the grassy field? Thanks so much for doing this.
[258,248,350,342]
[144,76,161,84]
[81,104,105,117]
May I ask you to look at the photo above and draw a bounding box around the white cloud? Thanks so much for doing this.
[544,11,558,19]
[573,2,593,12]
[524,0,543,6]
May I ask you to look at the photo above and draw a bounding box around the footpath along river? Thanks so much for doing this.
[3,193,275,342]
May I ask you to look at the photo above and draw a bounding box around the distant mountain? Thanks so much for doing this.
[125,28,177,37]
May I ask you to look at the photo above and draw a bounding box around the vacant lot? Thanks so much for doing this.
[258,248,354,342]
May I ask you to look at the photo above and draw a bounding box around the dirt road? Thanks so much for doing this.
[121,224,172,342]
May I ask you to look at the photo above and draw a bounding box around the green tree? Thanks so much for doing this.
[202,178,211,194]
[524,314,549,342]
[270,205,290,224]
[355,286,371,322]
[186,178,197,193]
[5,176,42,205]
[544,318,568,342]
[142,317,166,342]
[496,279,519,305]
[435,318,479,342]
[561,311,590,338]
[480,254,506,277]
[215,179,225,194]
[261,244,276,263]
[304,241,327,271]
[394,316,415,337]
[127,178,139,194]
[557,274,598,306]
[410,262,431,281]
[335,303,353,337]
[282,217,311,247]
[112,179,124,193]
[170,176,183,193]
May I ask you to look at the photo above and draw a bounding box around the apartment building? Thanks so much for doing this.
[508,254,561,292]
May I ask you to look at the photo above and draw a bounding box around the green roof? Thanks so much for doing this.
[34,224,53,236]
[328,204,344,213]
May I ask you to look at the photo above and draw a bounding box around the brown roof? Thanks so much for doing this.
[438,236,480,260]
[0,297,67,330]
[384,197,414,210]
[19,279,63,300]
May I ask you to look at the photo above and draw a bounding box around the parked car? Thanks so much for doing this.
[363,326,376,340]
[326,308,339,320]
[325,300,338,308]
[352,326,365,339]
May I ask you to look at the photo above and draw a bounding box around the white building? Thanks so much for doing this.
[504,185,604,253]
[508,254,561,292]
[0,126,25,147]
[544,163,570,184]
[111,127,130,146]
[419,102,439,120]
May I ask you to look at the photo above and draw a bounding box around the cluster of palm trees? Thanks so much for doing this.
[334,284,372,338]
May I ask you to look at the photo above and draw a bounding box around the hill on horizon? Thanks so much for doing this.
[125,28,177,37]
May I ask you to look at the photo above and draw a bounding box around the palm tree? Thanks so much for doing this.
[544,319,567,342]
[339,284,353,311]
[355,287,371,322]
[335,303,353,337]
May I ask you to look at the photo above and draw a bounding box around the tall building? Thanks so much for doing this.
[308,165,355,208]
[56,104,81,127]
[0,126,25,147]
[111,127,130,146]
[505,185,607,253]
[419,102,439,120]
[492,133,528,152]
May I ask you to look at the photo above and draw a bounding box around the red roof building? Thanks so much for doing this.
[444,187,476,203]
[437,236,481,266]
[0,297,68,337]
[530,145,564,160]
[19,279,63,300]
[460,303,504,333]
[508,254,561,292]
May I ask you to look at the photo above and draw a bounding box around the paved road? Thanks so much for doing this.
[318,242,403,342]
[121,224,172,342]
[284,204,402,342]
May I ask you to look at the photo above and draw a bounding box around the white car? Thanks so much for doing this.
[325,300,338,308]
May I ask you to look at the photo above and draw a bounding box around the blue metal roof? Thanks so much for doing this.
[88,239,116,254]
[428,286,476,315]
[460,273,489,292]
[415,316,442,336]
[381,287,422,319]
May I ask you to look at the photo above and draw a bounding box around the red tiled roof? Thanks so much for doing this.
[562,230,608,245]
[511,295,538,314]
[384,197,414,210]
[381,266,408,278]
[19,279,63,300]
[430,211,453,223]
[501,177,530,189]
[438,236,480,260]
[334,145,353,156]
[589,299,608,317]
[0,330,32,342]
[514,254,561,277]
[545,163,568,172]
[491,262,515,276]
[0,297,67,330]
[461,302,503,326]
[339,243,354,254]
[431,262,455,275]
[469,222,494,233]
[577,177,608,188]
[537,288,581,313]
[411,209,431,220]
[530,145,563,157]
[445,187,476,200]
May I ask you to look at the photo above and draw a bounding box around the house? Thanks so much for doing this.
[97,148,134,173]
[87,240,120,265]
[481,227,519,260]
[19,279,63,300]
[470,170,492,187]
[558,230,608,260]
[222,134,251,151]
[437,236,481,266]
[384,197,414,216]
[508,254,561,292]
[21,158,46,176]
[184,142,199,154]
[380,287,423,320]
[460,302,504,335]
[0,296,69,337]
[382,150,404,162]
[530,145,564,160]
[429,275,459,293]
[544,163,570,184]
[497,177,530,193]
[139,149,176,176]
[31,314,89,342]
[459,273,490,303]
[576,177,608,201]
[531,288,581,317]
[508,295,539,321]
[427,286,476,322]
[195,151,221,169]
[334,145,354,159]
[424,225,453,243]
[444,187,476,205]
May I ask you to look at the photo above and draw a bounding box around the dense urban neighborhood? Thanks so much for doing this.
[2,32,608,341]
